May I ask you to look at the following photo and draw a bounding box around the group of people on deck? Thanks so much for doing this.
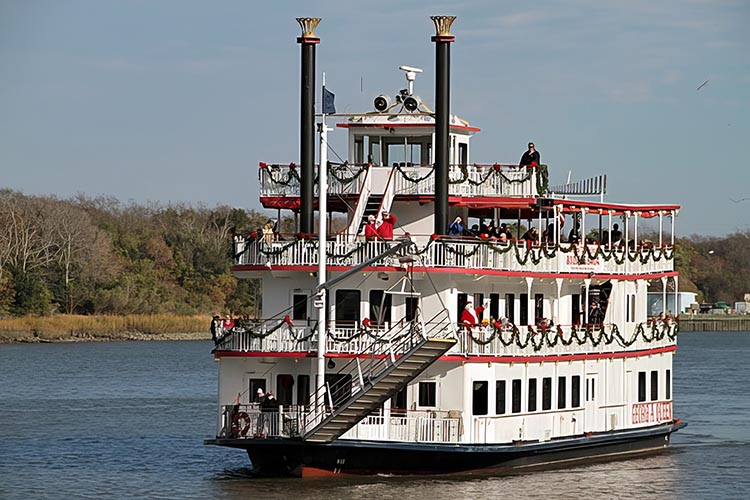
[364,211,398,241]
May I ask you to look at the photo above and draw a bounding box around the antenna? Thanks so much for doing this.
[399,65,423,95]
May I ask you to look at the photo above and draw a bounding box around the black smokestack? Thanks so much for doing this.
[431,16,455,235]
[296,18,321,235]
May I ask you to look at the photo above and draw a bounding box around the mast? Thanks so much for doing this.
[316,72,330,394]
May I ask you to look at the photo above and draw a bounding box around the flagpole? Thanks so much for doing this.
[316,72,329,396]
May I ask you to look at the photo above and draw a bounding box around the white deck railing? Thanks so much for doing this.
[259,163,542,198]
[216,321,677,358]
[234,238,675,275]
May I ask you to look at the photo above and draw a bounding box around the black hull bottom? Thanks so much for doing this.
[206,421,686,477]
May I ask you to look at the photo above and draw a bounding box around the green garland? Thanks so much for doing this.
[465,320,677,352]
[264,163,301,186]
[327,161,368,186]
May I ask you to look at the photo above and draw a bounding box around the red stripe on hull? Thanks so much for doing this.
[214,345,676,362]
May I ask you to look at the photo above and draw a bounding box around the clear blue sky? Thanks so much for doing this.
[1,0,748,235]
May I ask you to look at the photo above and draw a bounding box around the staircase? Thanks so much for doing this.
[302,335,456,443]
[356,194,384,237]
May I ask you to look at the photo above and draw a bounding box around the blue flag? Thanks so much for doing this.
[323,87,336,114]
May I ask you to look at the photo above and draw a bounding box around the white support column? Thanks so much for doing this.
[634,212,639,249]
[583,278,591,324]
[658,211,663,248]
[671,210,676,246]
[526,277,534,325]
[661,276,668,316]
[673,275,679,315]
[581,208,586,243]
[555,278,563,325]
[608,211,613,247]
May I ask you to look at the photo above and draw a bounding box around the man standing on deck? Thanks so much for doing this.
[520,142,540,166]
[377,211,398,240]
[364,215,379,241]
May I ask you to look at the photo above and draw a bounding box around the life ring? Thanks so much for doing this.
[231,411,251,437]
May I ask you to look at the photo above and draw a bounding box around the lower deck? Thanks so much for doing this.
[213,348,675,446]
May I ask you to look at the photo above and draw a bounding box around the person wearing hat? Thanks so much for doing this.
[377,211,397,240]
[520,142,540,166]
[254,388,266,404]
[461,299,489,328]
[364,214,379,241]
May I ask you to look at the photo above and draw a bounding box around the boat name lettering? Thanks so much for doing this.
[631,401,672,424]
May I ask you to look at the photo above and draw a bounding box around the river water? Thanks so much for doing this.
[1,332,748,499]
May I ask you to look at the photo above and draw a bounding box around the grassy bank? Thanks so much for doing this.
[0,314,210,343]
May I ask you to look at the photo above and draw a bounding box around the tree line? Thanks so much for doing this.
[1,188,747,317]
[0,189,272,317]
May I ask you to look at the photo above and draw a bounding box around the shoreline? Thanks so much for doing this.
[0,314,211,344]
[0,330,211,344]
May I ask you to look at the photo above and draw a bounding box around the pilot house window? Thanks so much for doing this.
[335,290,361,328]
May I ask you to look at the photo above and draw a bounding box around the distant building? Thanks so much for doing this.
[647,292,697,316]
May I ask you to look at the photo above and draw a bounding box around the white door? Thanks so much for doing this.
[584,373,599,432]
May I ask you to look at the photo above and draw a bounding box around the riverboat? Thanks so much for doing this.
[205,16,685,477]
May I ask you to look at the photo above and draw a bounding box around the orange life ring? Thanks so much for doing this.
[231,411,251,437]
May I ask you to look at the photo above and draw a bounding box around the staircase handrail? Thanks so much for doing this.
[300,307,455,436]
[340,164,373,243]
[377,164,398,219]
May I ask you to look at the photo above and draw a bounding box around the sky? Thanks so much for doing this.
[1,0,748,236]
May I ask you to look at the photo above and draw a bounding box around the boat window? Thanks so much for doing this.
[495,380,506,415]
[557,376,567,409]
[293,294,307,321]
[571,294,581,326]
[382,136,430,166]
[571,376,581,407]
[369,137,381,165]
[276,374,294,406]
[405,297,419,322]
[369,290,392,327]
[354,136,364,164]
[528,378,537,412]
[511,379,522,413]
[418,381,437,407]
[459,142,468,167]
[666,369,671,400]
[520,294,529,325]
[297,375,310,406]
[391,387,407,414]
[505,294,515,324]
[489,293,500,321]
[638,371,647,402]
[473,381,489,416]
[542,377,552,411]
[650,370,659,401]
[335,289,361,329]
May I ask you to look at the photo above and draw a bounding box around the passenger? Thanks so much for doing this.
[470,224,480,237]
[262,222,274,244]
[520,142,541,166]
[255,388,266,404]
[610,223,623,244]
[377,211,397,240]
[461,300,489,328]
[222,314,235,334]
[448,216,464,236]
[364,215,379,241]
[521,227,539,245]
[497,232,509,245]
[499,223,513,240]
[210,315,222,345]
